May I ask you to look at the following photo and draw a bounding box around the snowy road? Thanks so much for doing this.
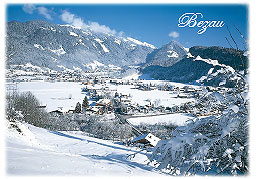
[6,122,165,176]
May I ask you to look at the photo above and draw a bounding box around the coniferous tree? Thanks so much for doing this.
[74,102,81,113]
[114,92,119,98]
[82,96,89,108]
[82,96,89,114]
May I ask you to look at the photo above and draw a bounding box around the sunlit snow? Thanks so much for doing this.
[69,31,78,37]
[6,122,165,176]
[94,38,110,53]
[49,45,66,56]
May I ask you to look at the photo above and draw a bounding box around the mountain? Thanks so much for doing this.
[189,46,248,71]
[142,57,213,83]
[6,20,156,71]
[141,45,247,87]
[6,20,247,87]
[143,40,188,67]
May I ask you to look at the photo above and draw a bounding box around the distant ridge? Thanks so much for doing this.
[6,20,156,71]
[143,40,188,68]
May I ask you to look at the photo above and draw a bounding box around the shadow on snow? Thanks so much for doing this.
[48,131,146,154]
[48,130,160,173]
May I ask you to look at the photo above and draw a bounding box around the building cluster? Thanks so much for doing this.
[6,64,122,83]
[47,74,230,117]
[7,64,230,118]
[6,65,87,83]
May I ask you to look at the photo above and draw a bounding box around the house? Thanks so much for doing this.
[132,133,160,147]
[96,98,111,106]
[110,79,118,84]
[119,93,132,104]
[139,106,149,113]
[178,93,190,98]
[49,109,63,116]
[89,106,104,115]
[67,109,75,114]
[120,97,131,104]
[36,105,47,109]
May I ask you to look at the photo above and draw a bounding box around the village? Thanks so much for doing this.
[5,63,121,83]
[74,76,229,117]
[6,64,231,147]
[44,74,231,146]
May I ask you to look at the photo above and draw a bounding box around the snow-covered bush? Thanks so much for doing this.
[46,113,80,131]
[136,122,177,140]
[149,72,249,176]
[81,115,133,141]
[6,92,49,128]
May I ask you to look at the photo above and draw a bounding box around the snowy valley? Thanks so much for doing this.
[5,20,249,176]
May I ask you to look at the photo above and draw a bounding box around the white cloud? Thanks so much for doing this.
[88,21,116,35]
[169,31,180,38]
[37,7,53,20]
[60,10,76,24]
[60,10,86,29]
[22,4,53,20]
[60,10,118,35]
[72,18,85,29]
[23,7,121,35]
[22,4,36,14]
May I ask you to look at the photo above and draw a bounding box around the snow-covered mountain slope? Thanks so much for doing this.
[141,54,243,88]
[142,56,213,83]
[189,46,248,71]
[143,40,187,67]
[141,45,247,87]
[6,121,165,176]
[6,20,155,71]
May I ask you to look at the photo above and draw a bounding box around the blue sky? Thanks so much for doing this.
[6,4,248,49]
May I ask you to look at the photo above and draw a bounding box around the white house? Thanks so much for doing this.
[132,133,160,147]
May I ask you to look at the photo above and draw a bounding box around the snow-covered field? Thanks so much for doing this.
[128,113,194,126]
[12,81,197,113]
[6,122,165,176]
[114,84,195,106]
[139,79,202,89]
[14,82,86,112]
